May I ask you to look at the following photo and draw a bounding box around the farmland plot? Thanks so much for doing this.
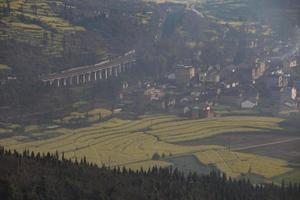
[0,114,296,183]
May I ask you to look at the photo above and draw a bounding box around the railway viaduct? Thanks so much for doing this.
[40,50,136,87]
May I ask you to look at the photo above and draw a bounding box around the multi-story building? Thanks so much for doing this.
[175,65,195,84]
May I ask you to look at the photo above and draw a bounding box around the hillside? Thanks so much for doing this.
[0,0,222,113]
[0,0,299,116]
[0,0,157,75]
[1,0,299,76]
[0,0,167,111]
[0,0,85,56]
[0,148,299,200]
[1,1,300,197]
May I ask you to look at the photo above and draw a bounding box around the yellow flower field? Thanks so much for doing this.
[0,114,293,181]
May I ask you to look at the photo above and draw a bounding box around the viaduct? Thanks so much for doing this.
[40,50,136,87]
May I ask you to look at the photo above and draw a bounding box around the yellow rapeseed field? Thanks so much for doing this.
[0,114,291,180]
[195,149,291,178]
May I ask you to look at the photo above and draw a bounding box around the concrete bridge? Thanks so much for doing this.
[41,50,136,87]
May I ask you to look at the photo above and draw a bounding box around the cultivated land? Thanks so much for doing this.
[181,132,300,163]
[0,113,299,184]
[0,0,85,56]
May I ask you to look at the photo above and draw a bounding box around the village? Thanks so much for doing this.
[0,0,299,122]
[119,26,300,119]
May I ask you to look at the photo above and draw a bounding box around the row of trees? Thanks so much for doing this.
[0,146,299,200]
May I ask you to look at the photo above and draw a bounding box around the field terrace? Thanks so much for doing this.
[0,113,298,184]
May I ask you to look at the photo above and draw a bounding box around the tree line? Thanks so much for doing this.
[0,146,299,200]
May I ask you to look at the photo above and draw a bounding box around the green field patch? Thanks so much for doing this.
[0,64,11,71]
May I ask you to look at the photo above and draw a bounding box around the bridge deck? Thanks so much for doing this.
[41,56,135,81]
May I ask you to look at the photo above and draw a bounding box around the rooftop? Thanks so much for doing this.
[176,65,194,69]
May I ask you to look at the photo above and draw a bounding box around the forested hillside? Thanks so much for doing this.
[0,147,299,200]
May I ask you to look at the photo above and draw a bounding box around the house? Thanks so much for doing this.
[283,57,297,72]
[199,71,220,83]
[183,106,191,116]
[202,104,214,118]
[175,65,195,84]
[291,87,297,100]
[249,39,258,49]
[144,88,165,101]
[219,87,241,107]
[241,99,257,109]
[180,96,192,106]
[280,87,297,108]
[292,81,300,107]
[239,86,259,109]
[191,106,201,119]
[189,105,214,119]
[265,74,289,89]
[283,100,297,108]
[167,73,176,80]
[161,98,176,111]
[252,59,267,80]
[206,71,221,83]
[199,73,206,82]
[220,65,242,87]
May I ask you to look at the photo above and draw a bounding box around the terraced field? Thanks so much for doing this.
[0,114,297,183]
[59,108,113,124]
[148,117,283,143]
[0,0,84,56]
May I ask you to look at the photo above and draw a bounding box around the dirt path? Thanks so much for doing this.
[232,137,300,151]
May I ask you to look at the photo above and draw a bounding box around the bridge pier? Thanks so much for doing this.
[105,69,108,79]
[63,78,67,86]
[69,77,73,86]
[56,79,60,87]
[94,72,97,81]
[99,70,102,80]
[76,75,80,85]
[83,74,86,83]
[114,67,118,77]
[109,67,112,77]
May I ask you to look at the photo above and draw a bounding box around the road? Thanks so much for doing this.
[232,137,300,151]
[187,4,204,18]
